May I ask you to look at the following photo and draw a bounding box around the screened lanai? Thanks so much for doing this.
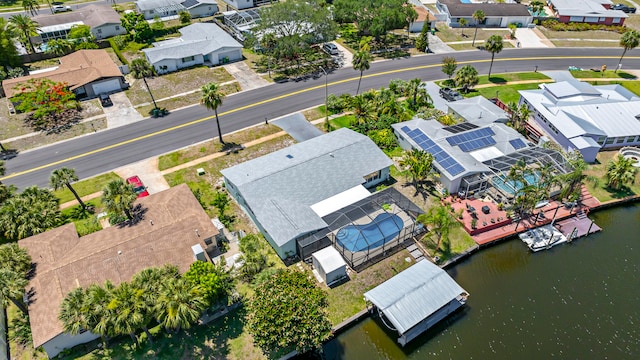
[297,188,424,271]
[222,10,261,42]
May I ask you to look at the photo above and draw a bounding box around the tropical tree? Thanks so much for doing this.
[0,243,32,277]
[85,281,116,342]
[130,58,158,110]
[530,0,545,15]
[399,148,434,191]
[0,186,62,240]
[22,0,39,16]
[184,260,233,306]
[558,152,587,201]
[101,179,137,221]
[350,93,375,125]
[154,277,207,333]
[353,50,372,95]
[415,20,429,52]
[506,102,530,134]
[247,269,332,354]
[454,65,479,93]
[484,34,503,78]
[238,234,270,282]
[59,287,90,336]
[200,82,227,145]
[0,268,29,313]
[334,0,416,40]
[441,56,457,79]
[45,38,73,56]
[0,18,21,68]
[404,78,430,110]
[459,18,468,36]
[50,167,86,209]
[472,10,485,47]
[9,14,39,54]
[617,29,640,73]
[417,204,458,253]
[179,11,191,24]
[108,282,152,343]
[606,154,638,189]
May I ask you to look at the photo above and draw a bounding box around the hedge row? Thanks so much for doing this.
[109,38,128,65]
[542,20,627,34]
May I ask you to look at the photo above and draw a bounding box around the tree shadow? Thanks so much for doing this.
[618,71,637,79]
[116,204,149,228]
[488,76,507,84]
[0,149,19,160]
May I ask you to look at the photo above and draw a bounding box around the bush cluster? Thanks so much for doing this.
[542,20,627,34]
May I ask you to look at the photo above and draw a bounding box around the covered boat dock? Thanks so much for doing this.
[364,260,469,346]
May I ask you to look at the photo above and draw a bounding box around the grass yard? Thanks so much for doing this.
[538,28,622,41]
[549,40,618,48]
[135,83,241,115]
[420,225,476,264]
[4,118,107,152]
[126,66,235,106]
[302,105,326,121]
[435,24,510,43]
[158,124,284,170]
[621,81,640,95]
[584,151,640,203]
[623,13,640,31]
[61,199,105,236]
[329,114,355,129]
[463,83,542,104]
[53,172,121,203]
[570,70,637,79]
[326,250,415,325]
[477,72,550,85]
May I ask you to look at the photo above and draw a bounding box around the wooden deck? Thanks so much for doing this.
[554,211,602,241]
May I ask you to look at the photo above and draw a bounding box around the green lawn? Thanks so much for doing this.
[421,224,477,264]
[477,72,550,85]
[53,172,121,203]
[463,83,542,104]
[584,151,640,203]
[570,70,636,79]
[329,114,354,129]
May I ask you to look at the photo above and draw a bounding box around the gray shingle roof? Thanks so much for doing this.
[221,128,393,247]
[439,0,531,17]
[143,23,242,63]
[447,96,509,127]
[549,0,627,18]
[136,0,184,11]
[364,260,468,335]
[32,4,120,28]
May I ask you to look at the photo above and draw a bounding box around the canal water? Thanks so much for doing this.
[323,203,640,359]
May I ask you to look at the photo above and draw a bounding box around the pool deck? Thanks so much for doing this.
[449,186,601,246]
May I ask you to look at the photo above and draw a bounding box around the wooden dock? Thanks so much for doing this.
[554,211,602,241]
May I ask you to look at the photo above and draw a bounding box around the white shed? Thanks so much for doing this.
[312,246,347,286]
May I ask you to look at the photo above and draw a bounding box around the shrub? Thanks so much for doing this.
[327,93,352,114]
[109,38,128,65]
[541,19,626,34]
[367,128,397,150]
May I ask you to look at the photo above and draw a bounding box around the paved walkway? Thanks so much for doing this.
[428,33,455,53]
[515,28,549,48]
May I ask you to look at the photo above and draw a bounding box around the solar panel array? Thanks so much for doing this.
[509,138,527,150]
[181,0,199,8]
[446,127,496,152]
[443,122,479,134]
[401,126,465,176]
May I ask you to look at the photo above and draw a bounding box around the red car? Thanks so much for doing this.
[126,176,149,198]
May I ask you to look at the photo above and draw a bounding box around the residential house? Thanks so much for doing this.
[135,0,218,20]
[409,3,437,33]
[18,184,219,359]
[2,49,127,99]
[436,0,533,28]
[221,0,272,11]
[519,79,640,162]
[548,0,627,25]
[221,128,393,259]
[142,23,242,74]
[31,4,126,43]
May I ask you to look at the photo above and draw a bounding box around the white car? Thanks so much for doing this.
[52,5,72,13]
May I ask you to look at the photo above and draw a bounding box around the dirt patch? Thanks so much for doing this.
[5,118,107,151]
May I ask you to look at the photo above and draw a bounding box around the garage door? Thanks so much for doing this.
[92,79,121,95]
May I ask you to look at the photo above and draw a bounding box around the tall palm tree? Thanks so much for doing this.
[108,282,150,343]
[45,38,73,56]
[9,14,39,54]
[50,167,86,209]
[472,10,485,47]
[417,204,457,253]
[0,268,29,313]
[559,154,587,201]
[22,0,39,16]
[101,179,137,221]
[399,148,434,191]
[350,93,374,126]
[617,29,640,73]
[154,277,207,333]
[404,78,430,110]
[484,34,503,78]
[352,50,372,95]
[0,186,61,240]
[606,154,638,189]
[0,243,32,277]
[86,281,116,342]
[130,58,158,110]
[200,82,226,145]
[459,18,468,37]
[59,287,90,335]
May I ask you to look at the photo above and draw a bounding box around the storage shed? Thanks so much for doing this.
[311,246,347,287]
[364,260,469,346]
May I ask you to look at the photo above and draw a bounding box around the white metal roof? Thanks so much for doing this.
[310,185,371,218]
[364,260,467,335]
[312,246,346,274]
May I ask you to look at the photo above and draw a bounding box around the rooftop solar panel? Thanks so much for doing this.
[509,138,527,150]
[443,122,479,134]
[402,126,466,177]
[181,0,199,8]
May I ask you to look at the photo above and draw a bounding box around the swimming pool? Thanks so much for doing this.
[336,213,404,253]
[460,0,471,3]
[492,173,539,196]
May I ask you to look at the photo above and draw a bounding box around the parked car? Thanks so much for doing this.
[439,87,464,102]
[126,176,149,198]
[52,5,72,13]
[322,43,339,56]
[99,94,113,107]
[612,4,636,13]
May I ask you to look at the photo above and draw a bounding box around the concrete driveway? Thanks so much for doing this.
[224,62,271,91]
[102,92,144,128]
[332,41,353,68]
[113,158,170,195]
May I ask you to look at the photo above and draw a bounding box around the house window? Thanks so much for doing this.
[569,16,583,22]
[115,26,120,30]
[182,56,195,63]
[606,137,615,144]
[364,170,381,184]
[597,136,606,145]
[585,17,598,23]
[626,136,634,143]
[599,17,606,21]
[97,29,102,34]
[613,18,621,23]
[150,10,154,13]
[616,137,625,144]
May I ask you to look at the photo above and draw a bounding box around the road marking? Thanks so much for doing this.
[2,55,639,181]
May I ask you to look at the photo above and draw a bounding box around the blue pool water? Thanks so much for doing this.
[336,213,404,253]
[492,172,539,195]
[460,0,471,3]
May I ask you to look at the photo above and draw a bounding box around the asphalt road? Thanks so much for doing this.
[3,48,640,189]
[0,0,130,19]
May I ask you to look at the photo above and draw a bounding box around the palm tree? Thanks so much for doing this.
[399,148,434,191]
[417,204,457,254]
[22,0,39,16]
[59,287,90,335]
[606,154,638,189]
[352,50,372,95]
[86,281,116,342]
[454,65,479,93]
[154,277,207,333]
[617,29,640,73]
[559,153,587,201]
[350,93,374,126]
[130,58,158,110]
[45,38,73,56]
[404,78,430,110]
[101,179,137,221]
[9,15,39,54]
[200,82,226,145]
[0,243,32,277]
[472,10,485,47]
[50,167,86,209]
[484,34,503,78]
[108,282,149,343]
[0,268,29,313]
[459,18,468,37]
[0,186,61,240]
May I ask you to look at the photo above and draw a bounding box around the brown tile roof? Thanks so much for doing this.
[32,4,121,28]
[19,184,218,348]
[439,0,532,17]
[2,49,122,98]
[414,6,437,23]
